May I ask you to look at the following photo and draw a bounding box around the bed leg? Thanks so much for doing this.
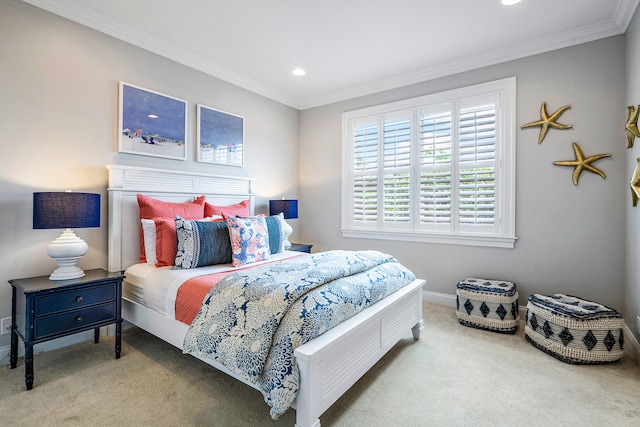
[412,319,424,340]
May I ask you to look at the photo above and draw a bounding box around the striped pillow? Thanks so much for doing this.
[264,213,286,254]
[174,217,232,269]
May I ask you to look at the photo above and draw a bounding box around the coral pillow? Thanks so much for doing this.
[205,199,250,218]
[137,194,206,262]
[138,217,182,267]
[152,217,180,267]
[225,214,270,267]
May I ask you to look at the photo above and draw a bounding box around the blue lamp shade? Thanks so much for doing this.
[33,192,100,229]
[33,192,100,281]
[269,199,298,219]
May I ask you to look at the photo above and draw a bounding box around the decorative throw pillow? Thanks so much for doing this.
[205,199,250,218]
[174,216,232,269]
[142,215,223,267]
[137,194,206,262]
[225,214,270,267]
[152,217,180,268]
[264,213,286,254]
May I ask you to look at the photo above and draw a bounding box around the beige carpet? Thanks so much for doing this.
[2,303,640,426]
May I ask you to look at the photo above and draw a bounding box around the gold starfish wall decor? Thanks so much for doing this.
[630,158,640,206]
[521,102,573,144]
[552,142,611,186]
[625,105,640,148]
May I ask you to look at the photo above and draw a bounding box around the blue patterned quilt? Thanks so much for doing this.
[182,250,416,418]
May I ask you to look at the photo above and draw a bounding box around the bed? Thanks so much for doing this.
[107,164,425,427]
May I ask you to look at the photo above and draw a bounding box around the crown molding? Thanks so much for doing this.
[22,0,640,111]
[21,0,302,109]
[299,0,640,109]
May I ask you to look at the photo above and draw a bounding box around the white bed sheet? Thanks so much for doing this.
[123,251,303,320]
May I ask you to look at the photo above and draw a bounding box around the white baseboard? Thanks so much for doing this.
[0,344,10,367]
[624,324,640,366]
[423,290,639,364]
[423,290,456,307]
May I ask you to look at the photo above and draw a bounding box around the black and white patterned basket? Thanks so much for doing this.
[456,278,519,334]
[525,294,624,364]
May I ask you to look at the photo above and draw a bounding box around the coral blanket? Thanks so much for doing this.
[175,271,234,324]
[175,256,304,324]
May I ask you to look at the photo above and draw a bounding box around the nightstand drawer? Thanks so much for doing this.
[35,302,116,339]
[35,283,115,316]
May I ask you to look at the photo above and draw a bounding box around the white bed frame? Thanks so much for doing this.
[107,164,425,427]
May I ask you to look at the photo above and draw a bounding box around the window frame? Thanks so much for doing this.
[341,77,517,248]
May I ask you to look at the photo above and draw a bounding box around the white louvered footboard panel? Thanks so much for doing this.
[322,320,381,398]
[293,279,424,427]
[382,290,421,349]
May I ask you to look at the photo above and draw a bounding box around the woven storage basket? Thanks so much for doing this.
[525,294,624,364]
[456,278,519,334]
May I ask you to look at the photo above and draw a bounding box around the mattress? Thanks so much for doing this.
[122,251,302,319]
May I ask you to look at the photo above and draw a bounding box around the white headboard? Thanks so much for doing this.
[107,164,256,273]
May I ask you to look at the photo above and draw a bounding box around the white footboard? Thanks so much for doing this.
[293,278,425,427]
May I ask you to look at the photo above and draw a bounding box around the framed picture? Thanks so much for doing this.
[118,82,187,160]
[197,104,244,166]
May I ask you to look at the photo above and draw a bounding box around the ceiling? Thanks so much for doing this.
[23,0,640,109]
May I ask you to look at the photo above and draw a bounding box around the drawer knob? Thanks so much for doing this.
[75,296,83,303]
[75,316,84,323]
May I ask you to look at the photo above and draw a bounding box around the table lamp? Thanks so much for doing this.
[33,191,100,280]
[269,199,298,249]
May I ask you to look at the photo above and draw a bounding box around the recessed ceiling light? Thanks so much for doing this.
[292,68,306,76]
[502,0,522,5]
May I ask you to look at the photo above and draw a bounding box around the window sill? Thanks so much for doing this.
[341,228,517,249]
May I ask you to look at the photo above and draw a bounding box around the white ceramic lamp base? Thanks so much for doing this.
[282,219,293,250]
[47,229,88,280]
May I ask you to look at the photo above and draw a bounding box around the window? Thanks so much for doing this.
[342,78,516,248]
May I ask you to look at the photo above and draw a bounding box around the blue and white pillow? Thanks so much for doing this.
[264,212,286,254]
[225,214,271,267]
[174,216,232,269]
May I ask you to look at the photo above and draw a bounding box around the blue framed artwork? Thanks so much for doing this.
[197,104,244,166]
[118,82,187,160]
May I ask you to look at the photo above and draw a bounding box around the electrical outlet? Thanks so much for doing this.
[0,317,11,335]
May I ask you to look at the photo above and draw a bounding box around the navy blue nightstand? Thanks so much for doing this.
[289,243,313,253]
[9,268,124,390]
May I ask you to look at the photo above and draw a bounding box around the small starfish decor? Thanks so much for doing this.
[630,158,640,206]
[625,105,640,149]
[521,102,573,144]
[552,142,611,186]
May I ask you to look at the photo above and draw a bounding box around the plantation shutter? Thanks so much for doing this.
[419,110,453,226]
[353,123,378,222]
[458,104,496,228]
[382,118,411,223]
[343,77,514,246]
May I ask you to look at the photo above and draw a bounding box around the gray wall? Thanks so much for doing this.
[0,1,300,348]
[1,0,636,353]
[300,36,627,320]
[626,11,640,346]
